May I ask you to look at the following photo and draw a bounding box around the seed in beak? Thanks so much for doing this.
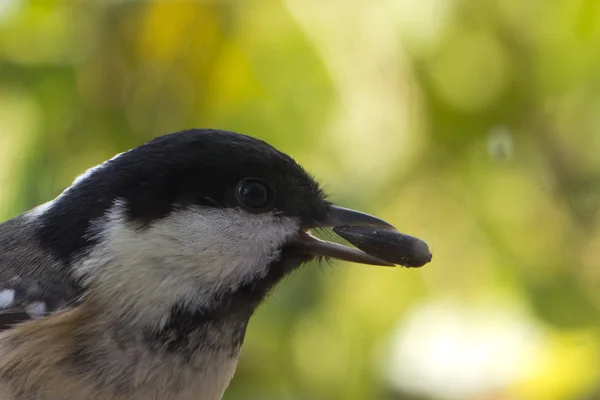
[333,226,432,268]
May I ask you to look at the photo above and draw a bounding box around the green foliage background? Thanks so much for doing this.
[1,1,600,399]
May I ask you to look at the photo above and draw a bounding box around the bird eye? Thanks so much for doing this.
[235,178,273,211]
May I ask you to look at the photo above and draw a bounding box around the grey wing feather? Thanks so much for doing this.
[0,213,83,330]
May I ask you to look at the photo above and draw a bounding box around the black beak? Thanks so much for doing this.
[294,205,432,268]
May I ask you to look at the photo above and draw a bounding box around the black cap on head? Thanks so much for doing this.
[37,129,329,262]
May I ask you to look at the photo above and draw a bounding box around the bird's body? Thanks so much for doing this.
[0,129,429,400]
[0,302,241,400]
[0,210,251,400]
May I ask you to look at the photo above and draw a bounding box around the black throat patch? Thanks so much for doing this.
[142,248,311,358]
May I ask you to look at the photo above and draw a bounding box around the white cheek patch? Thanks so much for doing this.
[74,201,301,322]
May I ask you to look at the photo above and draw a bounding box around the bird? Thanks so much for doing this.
[0,129,428,400]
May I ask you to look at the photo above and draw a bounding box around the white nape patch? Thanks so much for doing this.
[24,302,46,318]
[0,290,15,308]
[71,151,125,187]
[29,201,55,217]
[27,197,58,219]
[73,201,301,325]
[28,151,127,219]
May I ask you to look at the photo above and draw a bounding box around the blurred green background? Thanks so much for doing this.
[1,0,600,399]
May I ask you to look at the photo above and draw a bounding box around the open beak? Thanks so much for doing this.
[295,205,432,268]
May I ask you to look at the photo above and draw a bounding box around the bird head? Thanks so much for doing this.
[30,129,424,330]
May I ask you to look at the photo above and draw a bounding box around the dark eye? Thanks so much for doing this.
[235,178,273,211]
